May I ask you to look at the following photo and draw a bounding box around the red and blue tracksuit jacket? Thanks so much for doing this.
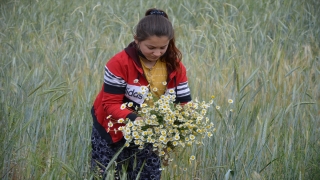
[91,42,192,144]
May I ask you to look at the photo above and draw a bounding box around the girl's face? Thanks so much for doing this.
[135,36,170,61]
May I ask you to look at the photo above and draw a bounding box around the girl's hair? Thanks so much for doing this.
[134,8,182,71]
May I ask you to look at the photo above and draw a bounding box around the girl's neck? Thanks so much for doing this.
[140,57,158,69]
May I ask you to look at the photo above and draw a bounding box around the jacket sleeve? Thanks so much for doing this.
[175,62,192,103]
[101,53,138,121]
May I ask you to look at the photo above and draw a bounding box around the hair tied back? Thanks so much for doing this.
[149,10,165,16]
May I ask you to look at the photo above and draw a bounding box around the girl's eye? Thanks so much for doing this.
[147,46,167,50]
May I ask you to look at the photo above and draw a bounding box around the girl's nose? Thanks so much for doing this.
[153,50,161,56]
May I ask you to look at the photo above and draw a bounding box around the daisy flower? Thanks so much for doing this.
[141,86,148,92]
[159,135,166,142]
[146,119,153,125]
[117,118,125,123]
[120,103,126,110]
[125,128,131,134]
[228,99,234,104]
[128,102,133,107]
[159,151,166,156]
[124,135,131,140]
[172,141,179,146]
[160,130,167,136]
[162,104,169,110]
[170,94,176,100]
[118,118,124,123]
[183,168,187,171]
[196,129,203,133]
[141,108,148,114]
[132,131,139,137]
[153,87,158,92]
[189,134,195,141]
[168,89,175,94]
[127,121,133,127]
[108,121,113,127]
[134,139,140,145]
[162,81,167,85]
[174,134,180,140]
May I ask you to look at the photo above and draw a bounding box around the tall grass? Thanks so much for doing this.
[1,0,319,179]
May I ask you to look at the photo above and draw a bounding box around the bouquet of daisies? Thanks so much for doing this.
[117,88,215,164]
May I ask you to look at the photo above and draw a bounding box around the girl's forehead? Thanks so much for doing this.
[142,36,170,46]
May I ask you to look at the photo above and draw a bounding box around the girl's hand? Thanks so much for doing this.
[135,117,143,121]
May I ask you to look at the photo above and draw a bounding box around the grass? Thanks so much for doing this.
[1,0,319,179]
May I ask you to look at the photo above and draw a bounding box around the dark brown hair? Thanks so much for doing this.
[134,8,182,71]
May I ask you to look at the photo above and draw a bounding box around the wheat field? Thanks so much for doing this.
[0,0,319,179]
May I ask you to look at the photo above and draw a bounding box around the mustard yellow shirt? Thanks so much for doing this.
[140,57,167,98]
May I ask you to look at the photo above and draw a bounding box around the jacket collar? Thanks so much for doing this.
[124,41,143,74]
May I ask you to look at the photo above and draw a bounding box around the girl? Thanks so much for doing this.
[91,8,192,179]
